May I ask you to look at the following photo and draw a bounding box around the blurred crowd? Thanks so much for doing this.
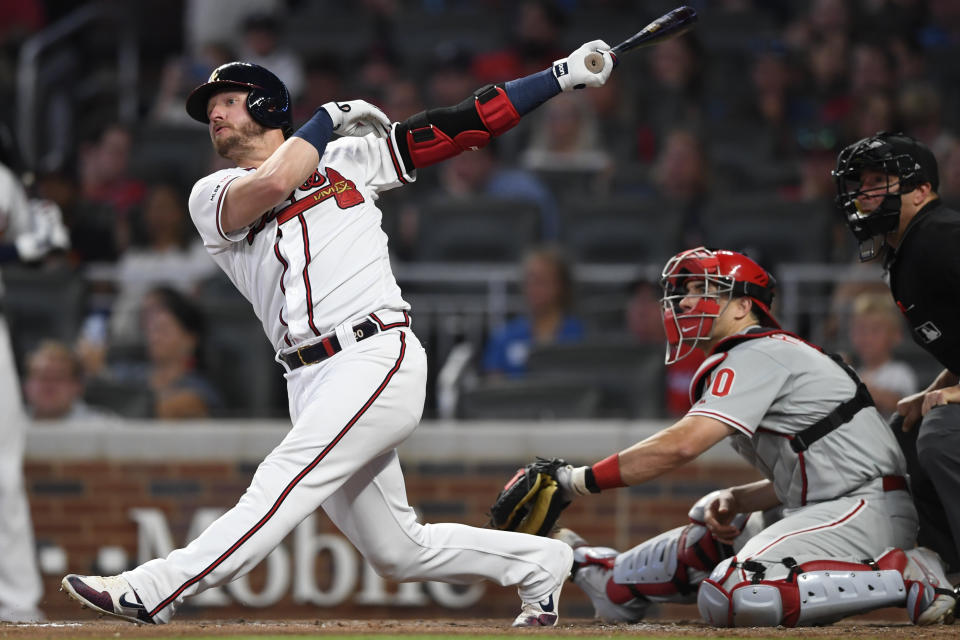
[1,0,957,421]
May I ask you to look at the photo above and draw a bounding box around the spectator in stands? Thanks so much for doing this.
[798,32,851,131]
[848,292,918,417]
[849,41,897,96]
[483,246,583,378]
[152,42,235,127]
[520,92,612,177]
[107,287,222,419]
[380,78,425,124]
[427,43,478,107]
[650,127,709,248]
[937,140,960,209]
[898,81,957,160]
[292,53,345,126]
[471,0,567,84]
[635,33,705,156]
[77,122,147,255]
[737,41,802,163]
[108,180,218,347]
[236,12,304,99]
[437,142,559,239]
[846,90,900,142]
[22,340,117,423]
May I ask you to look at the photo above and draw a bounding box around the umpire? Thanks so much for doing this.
[834,131,960,576]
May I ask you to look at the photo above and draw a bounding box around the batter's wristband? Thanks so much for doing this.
[590,453,627,491]
[292,108,334,156]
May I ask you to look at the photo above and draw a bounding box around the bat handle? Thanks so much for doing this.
[584,50,619,74]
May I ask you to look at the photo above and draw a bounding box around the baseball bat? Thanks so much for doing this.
[584,6,699,73]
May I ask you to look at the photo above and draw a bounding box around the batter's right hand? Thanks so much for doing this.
[704,489,741,545]
[552,40,614,91]
[897,391,925,432]
[321,100,391,138]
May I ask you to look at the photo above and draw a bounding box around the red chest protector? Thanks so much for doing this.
[689,327,876,453]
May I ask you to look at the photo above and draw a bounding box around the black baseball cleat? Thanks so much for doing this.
[61,574,156,624]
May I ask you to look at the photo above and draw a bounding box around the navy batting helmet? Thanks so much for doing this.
[185,62,293,136]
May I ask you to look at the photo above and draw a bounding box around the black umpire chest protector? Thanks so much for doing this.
[693,327,875,453]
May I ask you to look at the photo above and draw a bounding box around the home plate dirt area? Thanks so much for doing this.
[0,618,957,639]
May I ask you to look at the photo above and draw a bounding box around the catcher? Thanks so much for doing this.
[490,246,957,627]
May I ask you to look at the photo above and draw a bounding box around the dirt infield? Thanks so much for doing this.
[0,618,957,639]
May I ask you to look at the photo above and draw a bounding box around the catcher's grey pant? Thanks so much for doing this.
[699,481,918,626]
[911,404,960,572]
[0,317,44,621]
[125,328,570,623]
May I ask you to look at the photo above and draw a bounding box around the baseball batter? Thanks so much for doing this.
[547,247,957,627]
[62,42,616,626]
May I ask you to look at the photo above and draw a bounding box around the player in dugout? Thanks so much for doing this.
[518,246,958,627]
[60,41,619,627]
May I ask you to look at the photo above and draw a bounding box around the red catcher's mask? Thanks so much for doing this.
[660,247,779,364]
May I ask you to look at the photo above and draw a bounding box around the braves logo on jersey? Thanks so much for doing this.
[245,167,365,244]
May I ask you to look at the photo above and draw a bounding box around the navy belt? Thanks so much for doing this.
[281,313,411,370]
[281,319,380,370]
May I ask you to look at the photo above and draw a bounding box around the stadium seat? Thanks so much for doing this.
[457,378,601,420]
[2,266,85,371]
[84,378,154,419]
[415,197,542,262]
[701,194,831,267]
[560,196,684,265]
[525,339,666,418]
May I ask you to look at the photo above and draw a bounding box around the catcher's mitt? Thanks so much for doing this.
[488,457,572,536]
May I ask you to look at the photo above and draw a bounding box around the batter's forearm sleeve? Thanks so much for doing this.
[395,70,560,170]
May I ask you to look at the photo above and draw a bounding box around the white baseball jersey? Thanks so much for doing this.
[188,130,413,351]
[126,128,574,623]
[687,330,907,508]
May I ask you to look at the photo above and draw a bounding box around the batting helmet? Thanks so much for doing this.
[832,131,939,261]
[660,247,779,364]
[185,62,293,136]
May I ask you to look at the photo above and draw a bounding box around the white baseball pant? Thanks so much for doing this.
[125,319,568,622]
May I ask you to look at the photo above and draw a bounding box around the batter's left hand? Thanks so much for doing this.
[321,100,391,138]
[921,384,960,416]
[552,40,614,91]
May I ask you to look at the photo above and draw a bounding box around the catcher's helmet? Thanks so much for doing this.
[660,247,779,364]
[832,131,938,261]
[185,62,293,136]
